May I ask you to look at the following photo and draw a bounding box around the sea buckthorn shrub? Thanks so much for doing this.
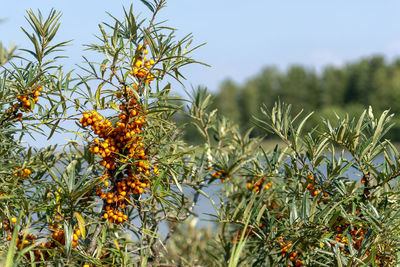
[182,102,400,266]
[160,95,400,266]
[0,1,214,266]
[0,8,78,266]
[0,9,97,266]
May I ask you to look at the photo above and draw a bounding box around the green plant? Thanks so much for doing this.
[0,1,211,266]
[193,102,400,266]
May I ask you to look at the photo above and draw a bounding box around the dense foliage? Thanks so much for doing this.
[1,1,400,266]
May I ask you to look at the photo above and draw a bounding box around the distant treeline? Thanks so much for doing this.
[203,55,400,142]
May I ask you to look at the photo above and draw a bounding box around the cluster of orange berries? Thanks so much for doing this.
[303,174,329,199]
[3,216,83,261]
[329,212,391,265]
[247,177,272,192]
[2,217,43,261]
[5,85,42,122]
[16,233,36,248]
[330,215,367,252]
[46,224,81,249]
[16,86,42,111]
[100,169,152,224]
[12,167,31,184]
[3,217,18,235]
[277,236,303,266]
[329,221,387,264]
[80,76,158,225]
[209,168,230,183]
[14,235,43,261]
[332,231,348,249]
[13,168,31,179]
[49,226,66,247]
[130,45,155,84]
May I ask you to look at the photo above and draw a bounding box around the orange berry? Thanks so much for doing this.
[10,217,17,224]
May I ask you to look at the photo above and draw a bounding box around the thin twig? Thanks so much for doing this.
[87,223,103,255]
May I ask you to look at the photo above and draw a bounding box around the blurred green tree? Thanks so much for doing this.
[209,55,400,142]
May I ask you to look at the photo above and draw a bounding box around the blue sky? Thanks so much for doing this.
[3,1,400,92]
[2,1,400,146]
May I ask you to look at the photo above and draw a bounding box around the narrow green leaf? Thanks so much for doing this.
[96,82,106,109]
[74,212,86,239]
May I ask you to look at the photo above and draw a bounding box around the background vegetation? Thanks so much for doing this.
[208,56,400,141]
